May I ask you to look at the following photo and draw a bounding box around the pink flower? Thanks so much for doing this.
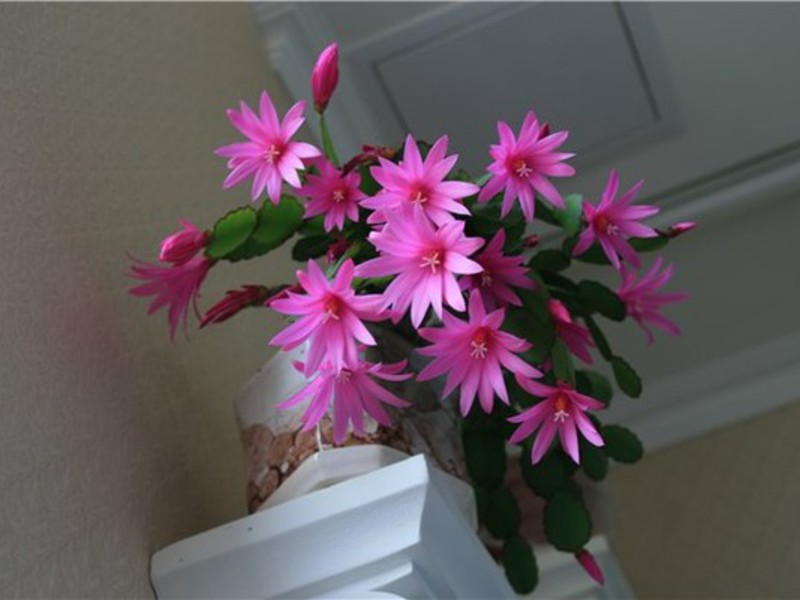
[459,230,534,310]
[417,290,542,416]
[478,111,575,221]
[215,91,320,204]
[311,43,339,113]
[158,220,209,265]
[278,359,411,444]
[298,158,365,232]
[200,285,268,328]
[355,205,484,327]
[548,299,594,364]
[573,170,659,270]
[575,549,605,585]
[509,378,605,464]
[129,254,214,339]
[666,221,697,238]
[269,259,384,375]
[362,135,479,226]
[618,257,689,343]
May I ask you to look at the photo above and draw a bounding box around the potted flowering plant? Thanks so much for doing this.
[130,42,692,594]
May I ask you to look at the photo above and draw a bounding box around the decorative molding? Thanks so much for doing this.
[151,454,514,599]
[252,3,679,170]
[605,329,800,451]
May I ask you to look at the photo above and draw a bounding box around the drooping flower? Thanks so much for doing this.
[617,257,689,343]
[278,358,412,444]
[269,259,384,375]
[509,378,605,464]
[478,111,575,221]
[548,299,594,364]
[459,230,534,310]
[575,549,605,585]
[159,220,209,265]
[297,158,365,232]
[311,43,339,113]
[129,254,214,339]
[362,135,479,226]
[355,205,484,328]
[200,285,269,328]
[572,170,659,270]
[215,91,320,204]
[417,290,542,416]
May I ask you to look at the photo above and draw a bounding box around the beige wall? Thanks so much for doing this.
[0,4,296,596]
[609,399,800,598]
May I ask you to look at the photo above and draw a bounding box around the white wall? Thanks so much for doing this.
[0,5,297,596]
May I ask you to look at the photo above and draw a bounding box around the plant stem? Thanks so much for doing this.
[319,113,340,167]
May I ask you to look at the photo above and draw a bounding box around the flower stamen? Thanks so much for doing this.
[411,190,428,205]
[263,144,282,165]
[480,269,493,287]
[470,328,490,359]
[553,392,570,423]
[322,295,342,322]
[513,159,533,178]
[420,250,442,274]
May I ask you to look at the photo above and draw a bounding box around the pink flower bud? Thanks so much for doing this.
[539,122,550,138]
[521,234,540,248]
[666,221,697,238]
[264,283,303,309]
[159,220,209,265]
[327,238,351,264]
[342,145,398,174]
[311,43,339,113]
[200,285,268,328]
[575,549,605,585]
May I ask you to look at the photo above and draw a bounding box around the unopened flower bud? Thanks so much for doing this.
[264,283,303,308]
[200,285,268,328]
[311,43,339,114]
[159,220,209,265]
[575,549,605,585]
[327,238,351,264]
[666,221,697,238]
[539,122,550,138]
[522,234,540,248]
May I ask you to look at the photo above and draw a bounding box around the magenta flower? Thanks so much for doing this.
[509,378,605,464]
[311,43,339,114]
[459,230,534,310]
[269,259,384,375]
[618,257,689,343]
[548,299,594,364]
[572,170,659,270]
[129,254,214,339]
[215,91,320,204]
[478,111,575,221]
[417,290,542,416]
[278,359,412,444]
[200,285,268,328]
[362,135,479,226]
[355,205,484,327]
[158,219,209,265]
[298,158,365,232]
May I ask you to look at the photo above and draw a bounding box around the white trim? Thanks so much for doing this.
[151,454,513,599]
[605,329,800,451]
[650,147,800,228]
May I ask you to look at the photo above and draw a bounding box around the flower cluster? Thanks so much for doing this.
[128,41,694,593]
